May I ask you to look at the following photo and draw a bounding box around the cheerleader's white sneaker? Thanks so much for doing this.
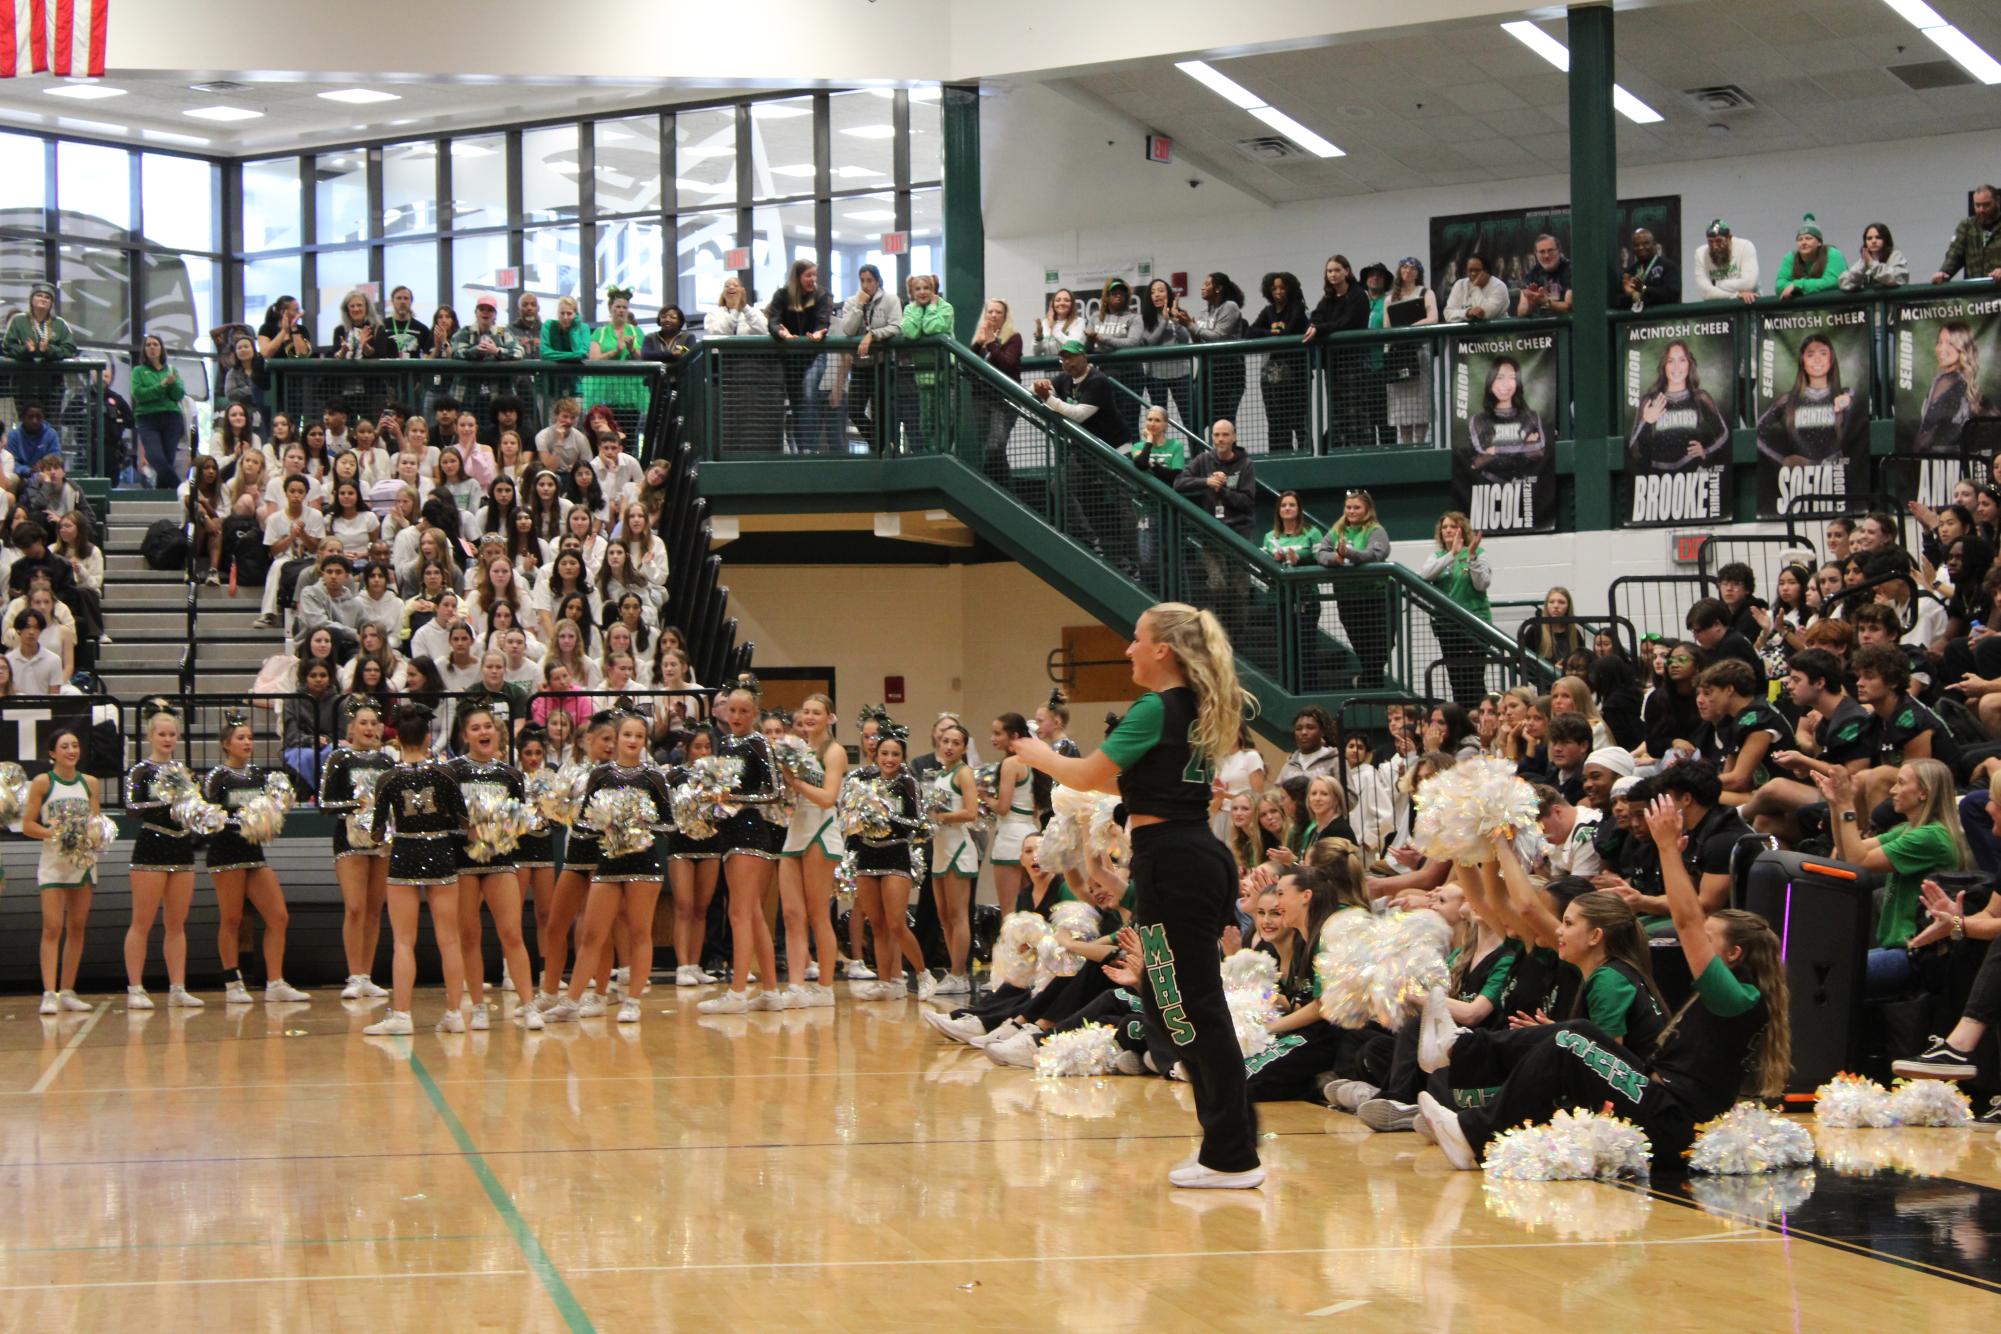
[1168,1163,1266,1191]
[578,990,607,1018]
[341,975,367,1000]
[542,998,580,1023]
[617,999,642,1023]
[749,989,787,1011]
[469,1006,490,1032]
[842,961,877,981]
[520,1007,546,1031]
[265,980,310,1003]
[935,974,970,996]
[125,987,155,1011]
[915,970,938,1001]
[357,977,389,999]
[38,991,58,1015]
[1418,987,1456,1073]
[675,966,704,988]
[363,1010,413,1036]
[1417,1092,1478,1170]
[804,962,820,982]
[223,980,253,1004]
[435,1009,466,1034]
[167,986,204,1009]
[801,983,837,1008]
[697,990,749,1015]
[59,990,92,1013]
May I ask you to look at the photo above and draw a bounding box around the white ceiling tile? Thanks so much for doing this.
[1436,82,1530,115]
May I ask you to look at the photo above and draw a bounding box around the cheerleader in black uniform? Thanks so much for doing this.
[321,696,395,1002]
[840,707,888,981]
[667,727,725,987]
[845,721,929,1003]
[362,704,471,1036]
[535,710,620,1015]
[123,700,203,1009]
[514,726,558,948]
[550,712,673,1024]
[696,677,788,1013]
[449,704,545,1031]
[204,712,310,1004]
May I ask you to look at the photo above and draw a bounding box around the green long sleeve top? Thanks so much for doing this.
[901,299,955,338]
[1774,246,1847,297]
[130,363,184,417]
[3,313,78,362]
[540,318,592,363]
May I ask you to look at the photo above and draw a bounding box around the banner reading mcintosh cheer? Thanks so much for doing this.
[1753,308,1870,518]
[1891,292,2001,509]
[1448,331,1558,534]
[1620,317,1736,527]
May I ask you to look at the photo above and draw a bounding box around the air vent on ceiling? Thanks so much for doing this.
[1232,136,1303,163]
[1683,85,1757,115]
[188,80,252,94]
[1889,60,1974,91]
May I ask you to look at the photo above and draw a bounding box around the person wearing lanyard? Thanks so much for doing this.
[1012,601,1264,1189]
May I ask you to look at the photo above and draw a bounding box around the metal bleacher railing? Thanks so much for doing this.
[0,358,110,478]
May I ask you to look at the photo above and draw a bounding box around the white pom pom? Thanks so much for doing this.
[1483,1109,1652,1181]
[1366,910,1452,1028]
[1033,1023,1120,1077]
[1220,949,1279,993]
[1411,756,1541,865]
[1887,1078,1973,1127]
[1685,1103,1816,1175]
[995,912,1051,989]
[1313,909,1382,1030]
[1813,1073,1894,1128]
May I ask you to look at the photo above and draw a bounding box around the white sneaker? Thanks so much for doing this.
[436,1009,466,1034]
[167,985,204,1009]
[364,1010,413,1036]
[605,976,623,1002]
[698,968,723,983]
[987,1032,1039,1068]
[749,989,787,1011]
[915,970,938,1000]
[969,1020,1019,1049]
[126,986,154,1011]
[520,1007,546,1031]
[617,999,642,1023]
[1417,1091,1478,1169]
[357,976,389,998]
[1418,986,1456,1074]
[341,975,366,1000]
[779,985,812,1010]
[675,965,703,988]
[614,966,631,990]
[843,960,877,981]
[1168,1162,1266,1190]
[697,990,749,1015]
[542,997,580,1023]
[265,980,310,1003]
[872,980,909,1001]
[1112,1049,1146,1075]
[58,990,92,1013]
[935,973,971,996]
[223,980,253,1004]
[38,991,58,1015]
[533,991,562,1013]
[802,983,837,1008]
[469,1006,490,1032]
[923,1009,986,1044]
[804,962,820,982]
[578,990,606,1018]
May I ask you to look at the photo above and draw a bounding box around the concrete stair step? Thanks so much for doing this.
[103,609,267,636]
[102,643,273,668]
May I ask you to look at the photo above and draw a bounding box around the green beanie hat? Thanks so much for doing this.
[1797,213,1823,242]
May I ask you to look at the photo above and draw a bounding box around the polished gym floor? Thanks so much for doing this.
[0,986,1996,1330]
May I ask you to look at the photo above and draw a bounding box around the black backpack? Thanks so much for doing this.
[140,518,189,571]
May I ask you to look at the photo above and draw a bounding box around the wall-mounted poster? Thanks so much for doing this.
[1890,292,2001,508]
[1447,330,1558,533]
[1619,316,1736,527]
[1752,307,1871,519]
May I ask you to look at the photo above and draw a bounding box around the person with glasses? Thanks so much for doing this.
[1639,641,1706,764]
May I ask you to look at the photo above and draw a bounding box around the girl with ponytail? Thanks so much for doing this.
[1012,602,1264,1190]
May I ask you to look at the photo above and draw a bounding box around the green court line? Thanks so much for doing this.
[403,1044,596,1332]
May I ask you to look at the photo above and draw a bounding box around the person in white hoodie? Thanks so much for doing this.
[1692,219,1759,303]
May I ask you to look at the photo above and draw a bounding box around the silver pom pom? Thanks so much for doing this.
[0,762,27,822]
[1812,1073,1894,1128]
[584,788,658,860]
[1685,1103,1816,1175]
[1483,1108,1652,1181]
[995,911,1051,989]
[1314,908,1451,1030]
[1412,756,1542,865]
[1032,1022,1119,1077]
[1886,1077,1973,1127]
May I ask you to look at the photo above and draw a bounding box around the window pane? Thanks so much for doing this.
[748,96,814,202]
[141,153,214,253]
[675,210,737,315]
[244,255,302,326]
[243,158,302,252]
[909,187,944,289]
[384,240,437,319]
[523,225,580,310]
[521,126,579,225]
[452,232,509,317]
[593,115,661,216]
[0,133,44,213]
[57,244,130,344]
[829,235,892,309]
[674,107,735,210]
[141,252,213,350]
[57,140,131,234]
[0,238,47,314]
[829,91,895,191]
[314,150,369,245]
[909,85,943,183]
[751,202,817,312]
[315,248,371,344]
[596,219,663,319]
[449,135,505,232]
[383,140,440,237]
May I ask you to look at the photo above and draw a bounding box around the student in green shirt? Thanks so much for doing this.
[1817,756,1966,997]
[1774,214,1846,300]
[130,334,187,489]
[899,274,956,450]
[3,283,78,362]
[1262,489,1323,565]
[1418,509,1491,705]
[1126,404,1187,482]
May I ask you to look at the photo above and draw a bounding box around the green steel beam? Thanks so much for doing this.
[1567,3,1617,530]
[941,83,985,342]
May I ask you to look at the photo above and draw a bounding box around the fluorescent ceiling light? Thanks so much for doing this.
[318,88,400,105]
[840,125,896,140]
[1175,57,1344,156]
[1922,21,2001,84]
[184,105,263,122]
[844,208,896,222]
[1500,21,1666,123]
[43,82,125,101]
[1174,60,1264,110]
[1881,0,1947,24]
[750,102,809,119]
[1248,105,1344,157]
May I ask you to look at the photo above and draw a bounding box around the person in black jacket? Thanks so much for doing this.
[1305,255,1371,450]
[1248,271,1310,451]
[767,259,836,453]
[1618,229,1680,310]
[1174,420,1256,537]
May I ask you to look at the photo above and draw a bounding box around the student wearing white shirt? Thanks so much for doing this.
[535,399,594,474]
[613,499,670,587]
[409,590,466,667]
[1443,254,1510,323]
[589,435,643,508]
[255,475,328,628]
[498,628,543,689]
[353,562,404,636]
[326,479,381,547]
[7,609,65,694]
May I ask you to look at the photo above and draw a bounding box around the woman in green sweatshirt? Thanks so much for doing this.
[899,275,956,451]
[1775,214,1846,300]
[130,334,187,488]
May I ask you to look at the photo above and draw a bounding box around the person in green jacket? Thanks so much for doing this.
[130,333,187,488]
[898,274,955,452]
[4,283,78,363]
[539,295,592,363]
[1419,509,1493,706]
[1774,214,1846,300]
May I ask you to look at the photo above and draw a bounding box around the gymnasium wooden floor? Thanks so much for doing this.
[1,988,1998,1331]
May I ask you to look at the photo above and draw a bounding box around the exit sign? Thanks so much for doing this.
[882,231,909,254]
[493,267,520,290]
[1672,533,1710,564]
[724,247,750,269]
[1145,133,1173,163]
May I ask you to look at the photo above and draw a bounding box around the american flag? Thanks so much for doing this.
[3,0,110,79]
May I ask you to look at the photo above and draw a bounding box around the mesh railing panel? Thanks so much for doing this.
[1175,520,1281,679]
[1699,533,1814,607]
[1609,575,1718,644]
[0,360,108,477]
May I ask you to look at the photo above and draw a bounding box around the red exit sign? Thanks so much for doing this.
[1673,534,1710,565]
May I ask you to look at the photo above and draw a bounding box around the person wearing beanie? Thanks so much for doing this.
[1775,214,1846,300]
[1692,220,1759,303]
[1581,746,1636,811]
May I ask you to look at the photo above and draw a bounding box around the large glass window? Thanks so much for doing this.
[521,126,579,225]
[449,136,506,232]
[141,153,215,253]
[829,92,895,189]
[748,97,815,203]
[143,253,212,349]
[0,133,45,214]
[56,141,131,234]
[676,210,737,314]
[908,187,944,284]
[245,255,302,327]
[384,241,438,319]
[58,244,130,343]
[382,141,439,237]
[452,232,510,315]
[0,239,47,314]
[597,219,664,318]
[242,158,302,252]
[314,151,369,245]
[315,248,371,343]
[675,108,736,210]
[594,116,662,216]
[909,85,943,184]
[522,225,581,308]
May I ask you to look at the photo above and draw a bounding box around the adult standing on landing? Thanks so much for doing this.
[1013,602,1264,1189]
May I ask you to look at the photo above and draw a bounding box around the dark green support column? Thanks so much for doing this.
[1567,4,1617,530]
[942,82,985,342]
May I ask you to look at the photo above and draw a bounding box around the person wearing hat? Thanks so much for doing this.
[1774,214,1846,300]
[1580,746,1636,813]
[449,296,522,361]
[1692,219,1759,303]
[1087,277,1144,439]
[3,283,77,363]
[1031,339,1132,567]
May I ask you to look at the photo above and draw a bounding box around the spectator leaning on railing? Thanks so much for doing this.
[1619,229,1679,311]
[3,283,77,362]
[1839,222,1908,291]
[1931,183,2001,284]
[1774,215,1845,301]
[1443,254,1508,323]
[328,289,388,360]
[1692,219,1758,303]
[1514,234,1575,318]
[452,297,523,361]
